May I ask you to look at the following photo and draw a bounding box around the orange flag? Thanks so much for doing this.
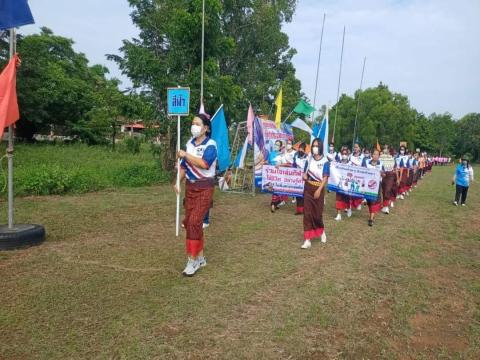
[0,54,20,139]
[376,138,381,152]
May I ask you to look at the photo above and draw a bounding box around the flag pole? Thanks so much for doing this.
[7,28,16,229]
[200,0,205,104]
[312,13,326,124]
[332,26,345,144]
[352,56,366,149]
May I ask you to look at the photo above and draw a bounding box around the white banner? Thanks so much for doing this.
[261,165,304,197]
[327,162,381,200]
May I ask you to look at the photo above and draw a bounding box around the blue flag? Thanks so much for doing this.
[210,105,231,172]
[310,114,329,155]
[0,0,35,30]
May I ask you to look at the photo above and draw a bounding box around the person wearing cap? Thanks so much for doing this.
[452,156,474,206]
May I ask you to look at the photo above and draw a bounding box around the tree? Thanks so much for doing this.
[455,113,480,161]
[110,0,302,169]
[429,113,455,156]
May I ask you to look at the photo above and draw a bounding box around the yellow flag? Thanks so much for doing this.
[274,87,283,129]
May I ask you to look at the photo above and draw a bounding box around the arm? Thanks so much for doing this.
[180,151,210,170]
[173,167,186,194]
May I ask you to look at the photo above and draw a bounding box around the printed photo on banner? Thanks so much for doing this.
[379,154,395,171]
[261,165,304,197]
[328,162,381,201]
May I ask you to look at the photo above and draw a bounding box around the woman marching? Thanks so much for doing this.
[301,138,330,249]
[362,149,385,226]
[395,145,409,199]
[292,142,308,215]
[349,142,364,210]
[335,147,353,221]
[175,114,217,277]
[380,145,396,214]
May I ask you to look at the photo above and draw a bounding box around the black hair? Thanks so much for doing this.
[195,113,211,135]
[299,142,307,150]
[311,138,323,156]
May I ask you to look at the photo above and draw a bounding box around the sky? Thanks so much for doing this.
[18,0,480,119]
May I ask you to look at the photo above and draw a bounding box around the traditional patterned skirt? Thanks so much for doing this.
[271,193,288,207]
[295,196,304,214]
[399,170,409,194]
[183,179,214,257]
[367,186,382,214]
[382,171,396,206]
[303,181,325,240]
[335,192,351,210]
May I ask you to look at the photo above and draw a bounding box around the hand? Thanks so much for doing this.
[173,184,181,195]
[177,150,187,159]
[314,188,321,199]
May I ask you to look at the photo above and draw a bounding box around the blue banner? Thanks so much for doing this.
[0,0,35,30]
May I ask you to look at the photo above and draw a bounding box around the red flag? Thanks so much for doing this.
[0,54,20,139]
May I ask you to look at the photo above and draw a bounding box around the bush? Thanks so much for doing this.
[123,136,142,154]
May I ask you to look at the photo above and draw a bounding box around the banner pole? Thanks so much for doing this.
[352,56,367,149]
[332,26,345,144]
[7,28,16,229]
[175,114,181,237]
[312,13,326,123]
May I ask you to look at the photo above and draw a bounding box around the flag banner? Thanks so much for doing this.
[293,99,315,116]
[327,162,381,201]
[261,165,304,197]
[0,53,20,139]
[290,118,312,134]
[0,0,35,30]
[274,87,283,129]
[210,105,230,172]
[379,154,395,171]
[254,117,294,187]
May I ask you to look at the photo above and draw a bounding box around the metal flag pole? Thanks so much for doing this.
[332,26,345,144]
[8,28,16,229]
[311,13,326,124]
[200,0,205,103]
[175,112,181,237]
[352,56,367,149]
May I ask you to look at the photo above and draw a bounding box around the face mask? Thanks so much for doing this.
[273,145,280,151]
[286,144,292,150]
[341,154,348,161]
[400,150,405,155]
[329,147,334,152]
[312,146,319,155]
[191,124,203,138]
[364,153,370,158]
[462,161,468,166]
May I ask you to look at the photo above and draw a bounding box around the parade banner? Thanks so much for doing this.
[254,117,294,187]
[261,165,304,197]
[379,154,395,171]
[327,162,381,201]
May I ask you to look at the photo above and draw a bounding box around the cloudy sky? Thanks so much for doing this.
[19,0,480,118]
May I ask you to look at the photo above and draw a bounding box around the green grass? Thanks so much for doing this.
[0,166,478,359]
[0,143,169,196]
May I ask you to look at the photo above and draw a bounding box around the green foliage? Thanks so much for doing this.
[1,144,169,196]
[123,136,142,154]
[455,113,480,161]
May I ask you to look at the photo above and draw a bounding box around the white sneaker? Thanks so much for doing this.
[400,194,405,200]
[335,214,342,221]
[202,223,209,229]
[291,198,296,204]
[453,201,458,206]
[461,203,466,207]
[278,201,286,207]
[182,258,200,276]
[301,240,311,249]
[198,256,207,267]
[346,208,352,218]
[391,202,395,208]
[381,207,390,214]
[356,205,362,211]
[321,232,327,243]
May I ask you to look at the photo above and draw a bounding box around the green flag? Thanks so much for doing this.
[293,99,315,116]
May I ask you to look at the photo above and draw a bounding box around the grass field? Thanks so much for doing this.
[0,143,168,196]
[0,165,479,359]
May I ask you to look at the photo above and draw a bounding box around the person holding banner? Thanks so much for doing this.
[349,143,364,210]
[175,114,217,277]
[301,138,329,249]
[293,142,308,215]
[334,148,353,221]
[395,145,409,200]
[380,145,397,214]
[269,139,288,212]
[362,149,385,226]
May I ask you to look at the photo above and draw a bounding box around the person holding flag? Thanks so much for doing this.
[301,138,329,249]
[174,114,217,277]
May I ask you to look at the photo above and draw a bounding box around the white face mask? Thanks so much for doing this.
[191,124,203,138]
[312,146,319,155]
[286,144,292,150]
[364,153,370,158]
[400,150,405,155]
[341,154,348,161]
[329,147,334,152]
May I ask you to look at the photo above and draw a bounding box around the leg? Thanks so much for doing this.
[454,185,462,204]
[461,186,469,205]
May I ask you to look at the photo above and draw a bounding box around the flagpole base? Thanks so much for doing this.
[0,224,45,251]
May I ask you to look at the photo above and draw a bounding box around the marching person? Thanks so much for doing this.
[335,147,353,221]
[349,142,364,210]
[269,139,287,212]
[453,156,474,206]
[301,138,329,249]
[395,145,409,199]
[362,149,385,226]
[292,142,309,215]
[175,114,217,277]
[380,144,396,214]
[326,143,338,162]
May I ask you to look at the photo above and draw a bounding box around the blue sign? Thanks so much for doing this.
[167,87,190,116]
